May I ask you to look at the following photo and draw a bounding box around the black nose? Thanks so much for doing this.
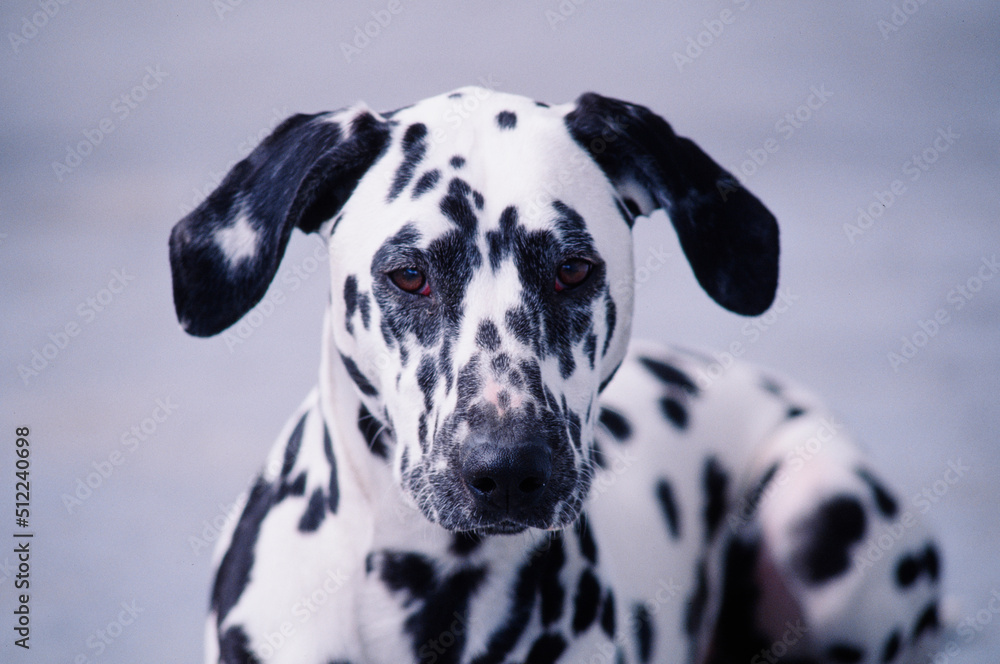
[461,437,552,514]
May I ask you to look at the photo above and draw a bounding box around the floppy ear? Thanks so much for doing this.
[565,93,779,316]
[169,106,390,337]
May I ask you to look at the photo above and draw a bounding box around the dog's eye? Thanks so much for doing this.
[555,259,592,292]
[389,267,431,296]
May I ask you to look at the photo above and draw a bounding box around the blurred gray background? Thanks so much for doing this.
[2,1,998,662]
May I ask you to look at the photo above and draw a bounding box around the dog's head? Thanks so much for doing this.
[170,87,778,535]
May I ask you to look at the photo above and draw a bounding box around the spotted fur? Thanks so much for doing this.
[170,88,942,664]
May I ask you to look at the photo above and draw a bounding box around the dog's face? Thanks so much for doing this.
[169,87,779,535]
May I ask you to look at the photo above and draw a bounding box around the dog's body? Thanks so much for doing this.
[171,88,942,663]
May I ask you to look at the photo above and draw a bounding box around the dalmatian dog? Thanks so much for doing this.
[170,87,942,664]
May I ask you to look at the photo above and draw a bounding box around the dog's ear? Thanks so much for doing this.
[565,93,779,316]
[169,107,390,337]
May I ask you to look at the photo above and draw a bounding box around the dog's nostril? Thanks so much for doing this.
[519,476,545,493]
[471,477,497,494]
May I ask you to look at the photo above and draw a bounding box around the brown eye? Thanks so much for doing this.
[555,259,592,292]
[389,267,430,296]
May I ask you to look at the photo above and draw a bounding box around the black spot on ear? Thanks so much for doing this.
[219,626,259,664]
[912,601,940,640]
[525,633,567,664]
[450,155,465,169]
[496,110,517,129]
[298,488,326,532]
[703,457,729,541]
[656,479,681,540]
[881,631,901,662]
[631,603,653,662]
[660,396,688,429]
[412,169,441,198]
[388,123,428,201]
[340,353,379,397]
[598,407,631,442]
[572,569,601,634]
[794,495,867,585]
[827,644,864,663]
[856,467,899,518]
[639,357,699,394]
[476,320,502,351]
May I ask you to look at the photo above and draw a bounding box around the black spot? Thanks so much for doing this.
[602,293,616,358]
[358,292,371,329]
[524,633,567,664]
[473,190,485,210]
[685,561,708,637]
[639,357,699,394]
[623,198,641,217]
[322,424,339,513]
[558,345,576,378]
[212,477,277,623]
[440,177,479,235]
[535,100,550,108]
[358,404,390,459]
[912,601,940,640]
[343,275,359,334]
[472,535,564,664]
[450,532,483,556]
[412,169,441,198]
[583,333,597,368]
[281,413,307,477]
[827,644,864,663]
[704,539,770,662]
[298,488,326,532]
[896,555,920,588]
[600,590,616,638]
[388,123,428,201]
[276,471,306,501]
[632,603,653,662]
[417,355,438,412]
[574,518,598,564]
[505,306,536,348]
[492,352,510,375]
[659,396,688,429]
[856,467,899,518]
[219,626,259,664]
[476,320,502,351]
[703,457,729,541]
[572,569,601,634]
[786,405,806,418]
[741,462,780,523]
[656,479,681,540]
[377,551,436,599]
[450,155,465,169]
[599,407,631,442]
[881,631,901,662]
[496,110,517,129]
[925,544,941,581]
[340,353,378,397]
[794,495,867,585]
